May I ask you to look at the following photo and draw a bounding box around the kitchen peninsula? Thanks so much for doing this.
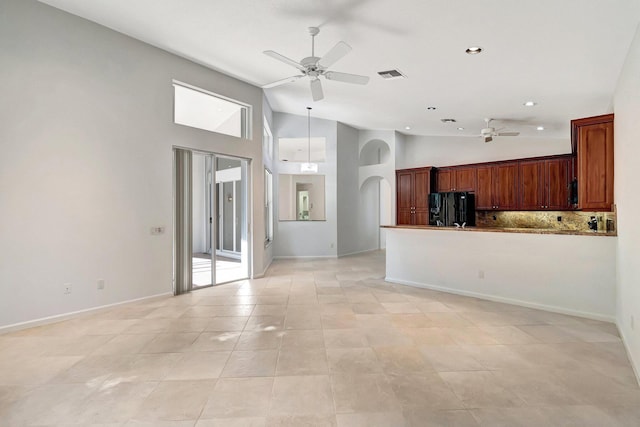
[384,114,617,321]
[383,225,616,321]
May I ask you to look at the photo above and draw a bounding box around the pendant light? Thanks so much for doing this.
[300,106,318,173]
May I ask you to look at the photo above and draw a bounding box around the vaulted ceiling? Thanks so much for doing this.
[39,0,640,138]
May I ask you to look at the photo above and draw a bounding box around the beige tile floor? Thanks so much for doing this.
[1,250,639,426]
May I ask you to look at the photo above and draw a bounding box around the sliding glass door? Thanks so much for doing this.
[174,148,249,294]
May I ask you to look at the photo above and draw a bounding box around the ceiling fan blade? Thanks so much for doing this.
[484,136,493,143]
[262,75,304,89]
[324,71,369,85]
[263,50,305,71]
[310,79,324,102]
[497,132,520,136]
[318,41,352,68]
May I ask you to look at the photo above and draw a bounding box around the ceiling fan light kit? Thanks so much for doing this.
[479,118,520,143]
[263,27,370,101]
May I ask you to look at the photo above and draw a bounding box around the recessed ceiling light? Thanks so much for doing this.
[523,101,537,107]
[427,106,437,111]
[405,126,411,130]
[457,127,465,131]
[466,46,483,55]
[441,118,457,123]
[536,126,545,131]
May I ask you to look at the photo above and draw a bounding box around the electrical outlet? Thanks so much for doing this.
[97,279,105,290]
[478,270,485,279]
[150,226,165,235]
[632,315,635,330]
[64,283,72,295]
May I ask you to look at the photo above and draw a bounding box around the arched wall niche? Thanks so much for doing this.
[359,139,391,166]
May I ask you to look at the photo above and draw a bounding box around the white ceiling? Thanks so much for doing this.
[39,0,640,138]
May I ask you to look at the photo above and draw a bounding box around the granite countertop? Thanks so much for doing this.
[381,225,617,237]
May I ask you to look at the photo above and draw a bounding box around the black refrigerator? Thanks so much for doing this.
[429,192,476,227]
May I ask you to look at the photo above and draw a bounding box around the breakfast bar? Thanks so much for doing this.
[382,225,617,321]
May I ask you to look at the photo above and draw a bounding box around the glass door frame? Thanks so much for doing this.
[174,146,251,291]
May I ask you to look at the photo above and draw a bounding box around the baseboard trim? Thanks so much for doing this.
[273,255,338,260]
[0,292,173,335]
[385,276,615,323]
[253,258,274,279]
[617,322,640,387]
[337,248,380,258]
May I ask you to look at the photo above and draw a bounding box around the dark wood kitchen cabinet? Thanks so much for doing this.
[454,167,477,192]
[475,162,519,210]
[519,160,545,210]
[519,157,571,210]
[545,157,571,210]
[436,168,453,192]
[572,114,614,211]
[436,167,476,192]
[396,167,435,225]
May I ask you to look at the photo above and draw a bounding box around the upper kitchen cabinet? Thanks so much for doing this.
[572,114,614,211]
[519,160,545,210]
[436,168,453,192]
[396,167,436,225]
[519,156,571,210]
[436,167,476,192]
[475,162,519,210]
[545,157,571,210]
[494,162,520,210]
[454,167,477,192]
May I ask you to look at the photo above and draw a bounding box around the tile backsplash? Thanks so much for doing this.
[476,209,616,233]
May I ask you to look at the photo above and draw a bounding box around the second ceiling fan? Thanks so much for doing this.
[262,27,369,101]
[478,118,520,143]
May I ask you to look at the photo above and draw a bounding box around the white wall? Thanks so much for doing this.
[614,24,640,379]
[358,130,398,253]
[273,112,337,257]
[358,178,382,252]
[397,134,571,169]
[337,123,361,256]
[379,179,392,249]
[386,228,617,321]
[0,0,265,328]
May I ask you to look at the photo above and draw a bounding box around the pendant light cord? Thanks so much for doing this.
[307,107,312,164]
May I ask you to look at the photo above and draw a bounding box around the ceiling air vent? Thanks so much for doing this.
[377,69,406,80]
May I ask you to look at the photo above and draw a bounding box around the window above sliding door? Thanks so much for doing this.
[173,81,251,139]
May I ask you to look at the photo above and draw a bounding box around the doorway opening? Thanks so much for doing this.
[174,148,250,295]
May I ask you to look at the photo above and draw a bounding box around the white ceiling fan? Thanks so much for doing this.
[479,118,520,143]
[262,27,369,102]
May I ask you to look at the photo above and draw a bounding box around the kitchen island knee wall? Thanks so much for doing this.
[385,227,616,321]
